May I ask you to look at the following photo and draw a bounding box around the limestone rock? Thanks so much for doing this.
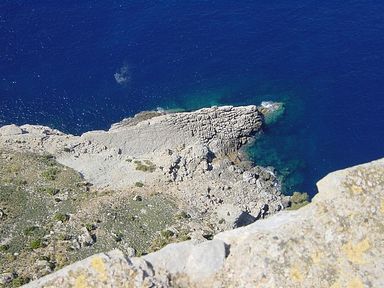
[0,124,23,136]
[184,240,227,281]
[77,227,95,247]
[0,105,286,233]
[215,204,256,229]
[0,273,14,285]
[24,158,384,287]
[22,250,168,288]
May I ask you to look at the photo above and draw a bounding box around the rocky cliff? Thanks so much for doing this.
[23,157,384,288]
[0,104,292,286]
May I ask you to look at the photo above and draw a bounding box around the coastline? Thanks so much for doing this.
[0,103,292,284]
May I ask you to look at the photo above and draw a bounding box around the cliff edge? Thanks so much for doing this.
[23,157,384,287]
[1,104,292,285]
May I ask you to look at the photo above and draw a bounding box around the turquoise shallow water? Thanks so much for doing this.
[158,80,308,195]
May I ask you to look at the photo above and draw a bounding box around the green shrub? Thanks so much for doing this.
[85,223,96,232]
[11,276,30,287]
[175,211,191,220]
[14,178,27,186]
[40,154,56,166]
[0,244,9,252]
[149,236,172,252]
[39,187,60,196]
[42,167,60,181]
[24,226,39,236]
[112,231,123,242]
[288,192,310,210]
[30,239,42,249]
[149,229,190,253]
[175,229,192,242]
[135,182,144,187]
[160,229,174,239]
[54,213,69,222]
[135,160,156,172]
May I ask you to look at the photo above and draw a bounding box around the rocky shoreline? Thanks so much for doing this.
[0,104,289,222]
[1,103,382,287]
[0,103,296,285]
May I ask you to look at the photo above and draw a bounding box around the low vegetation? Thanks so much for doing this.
[135,181,144,187]
[288,192,310,210]
[134,160,156,172]
[0,149,188,287]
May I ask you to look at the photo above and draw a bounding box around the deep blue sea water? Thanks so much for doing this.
[1,1,383,196]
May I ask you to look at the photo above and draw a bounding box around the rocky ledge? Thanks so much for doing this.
[23,158,384,288]
[0,104,287,227]
[0,103,298,285]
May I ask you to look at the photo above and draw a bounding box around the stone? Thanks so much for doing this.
[122,245,136,257]
[0,208,6,219]
[77,227,95,247]
[23,250,168,288]
[35,260,54,277]
[0,124,23,136]
[143,241,195,275]
[215,204,256,229]
[0,273,14,285]
[185,240,227,281]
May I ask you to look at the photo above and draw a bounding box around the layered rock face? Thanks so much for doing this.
[0,105,286,224]
[23,158,384,288]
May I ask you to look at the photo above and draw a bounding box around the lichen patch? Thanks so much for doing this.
[380,199,384,214]
[347,276,364,288]
[290,265,304,282]
[91,257,108,282]
[342,238,370,264]
[74,274,88,288]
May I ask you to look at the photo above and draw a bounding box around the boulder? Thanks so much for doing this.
[77,227,95,247]
[0,124,23,136]
[215,204,256,229]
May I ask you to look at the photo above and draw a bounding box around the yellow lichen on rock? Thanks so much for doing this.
[380,199,384,214]
[347,276,364,288]
[310,251,324,264]
[330,281,341,288]
[290,265,303,282]
[74,274,88,288]
[342,238,370,264]
[350,184,364,194]
[91,256,108,282]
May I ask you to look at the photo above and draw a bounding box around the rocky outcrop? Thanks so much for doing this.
[24,158,384,287]
[0,105,287,230]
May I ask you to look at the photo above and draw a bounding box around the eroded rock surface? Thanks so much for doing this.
[1,104,290,285]
[23,158,384,287]
[0,105,287,229]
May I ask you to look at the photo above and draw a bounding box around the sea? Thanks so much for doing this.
[1,1,383,197]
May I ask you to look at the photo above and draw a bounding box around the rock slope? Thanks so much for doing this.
[1,104,292,285]
[23,157,384,287]
[0,105,287,226]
